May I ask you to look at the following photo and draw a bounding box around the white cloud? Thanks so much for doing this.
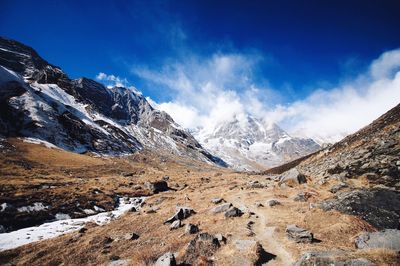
[133,48,400,144]
[96,72,129,88]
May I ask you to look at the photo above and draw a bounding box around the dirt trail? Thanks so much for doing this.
[230,192,296,265]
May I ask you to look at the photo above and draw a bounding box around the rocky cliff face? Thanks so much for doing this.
[0,37,225,165]
[195,114,320,171]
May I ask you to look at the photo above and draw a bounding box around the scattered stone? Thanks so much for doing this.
[355,229,400,251]
[234,240,275,265]
[211,198,225,204]
[164,206,195,224]
[170,220,182,230]
[185,224,199,234]
[247,180,265,188]
[255,202,264,207]
[286,224,313,243]
[293,192,311,202]
[267,199,281,207]
[211,203,232,213]
[144,181,169,193]
[155,252,176,266]
[278,168,307,186]
[214,233,226,244]
[124,232,139,240]
[224,207,243,218]
[182,233,220,265]
[329,182,348,193]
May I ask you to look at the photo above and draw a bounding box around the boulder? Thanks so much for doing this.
[182,233,220,265]
[155,252,176,266]
[224,207,243,218]
[294,192,311,202]
[320,188,400,229]
[211,198,225,204]
[124,232,139,240]
[294,251,376,266]
[247,180,265,188]
[267,200,281,207]
[164,206,195,224]
[286,224,313,243]
[355,229,400,251]
[144,181,169,193]
[185,224,199,234]
[278,168,307,186]
[329,182,348,193]
[170,220,182,230]
[214,233,226,244]
[211,203,232,213]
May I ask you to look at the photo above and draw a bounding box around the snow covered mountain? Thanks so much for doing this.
[195,114,320,171]
[0,37,225,165]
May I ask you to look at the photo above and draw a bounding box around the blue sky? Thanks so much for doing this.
[1,0,400,141]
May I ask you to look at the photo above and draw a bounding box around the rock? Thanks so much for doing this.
[329,182,348,193]
[293,192,311,202]
[124,232,139,240]
[164,206,195,224]
[320,188,400,229]
[224,207,243,218]
[211,203,232,213]
[182,233,220,265]
[255,202,264,207]
[108,259,130,266]
[286,224,313,243]
[214,233,226,244]
[162,176,170,181]
[170,220,182,230]
[185,224,199,234]
[355,229,400,251]
[155,252,176,266]
[234,240,275,265]
[109,255,120,261]
[211,198,225,204]
[144,181,169,193]
[267,199,281,207]
[247,180,265,188]
[294,251,376,266]
[79,227,88,234]
[278,168,307,186]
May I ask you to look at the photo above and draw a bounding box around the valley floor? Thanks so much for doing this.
[0,139,399,265]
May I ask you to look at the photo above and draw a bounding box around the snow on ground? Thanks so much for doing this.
[0,197,145,251]
[21,137,60,149]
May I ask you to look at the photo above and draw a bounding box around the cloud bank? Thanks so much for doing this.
[132,49,400,144]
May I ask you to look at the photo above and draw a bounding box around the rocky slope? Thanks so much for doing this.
[0,37,224,165]
[195,114,320,171]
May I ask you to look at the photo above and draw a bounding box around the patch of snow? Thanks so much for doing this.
[0,197,145,251]
[0,203,8,212]
[17,202,49,213]
[21,137,60,149]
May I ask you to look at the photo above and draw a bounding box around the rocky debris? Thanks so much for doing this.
[329,182,348,193]
[211,198,225,204]
[124,232,139,240]
[278,168,307,186]
[255,202,264,207]
[247,180,265,189]
[320,188,400,229]
[224,207,243,218]
[267,199,281,207]
[286,224,313,243]
[182,233,220,265]
[164,206,195,224]
[355,229,400,251]
[185,224,199,234]
[211,203,232,213]
[294,192,312,202]
[144,181,169,194]
[294,251,376,266]
[170,220,182,230]
[155,252,176,266]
